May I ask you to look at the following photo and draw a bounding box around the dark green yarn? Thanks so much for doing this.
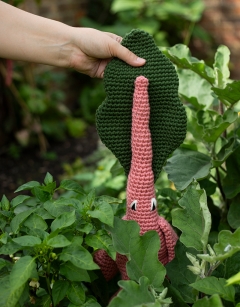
[96,29,187,182]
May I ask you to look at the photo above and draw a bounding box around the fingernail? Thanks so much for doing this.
[136,57,146,64]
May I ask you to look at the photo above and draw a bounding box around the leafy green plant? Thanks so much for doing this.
[2,40,240,307]
[82,0,207,47]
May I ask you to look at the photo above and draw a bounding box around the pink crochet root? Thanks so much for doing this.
[94,76,178,282]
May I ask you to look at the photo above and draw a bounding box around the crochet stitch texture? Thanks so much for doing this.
[96,29,187,182]
[94,76,178,281]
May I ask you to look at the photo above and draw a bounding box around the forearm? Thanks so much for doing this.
[0,1,72,67]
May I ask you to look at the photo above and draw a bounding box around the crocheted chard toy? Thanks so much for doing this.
[94,30,187,281]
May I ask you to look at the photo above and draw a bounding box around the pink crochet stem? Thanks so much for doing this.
[94,76,178,282]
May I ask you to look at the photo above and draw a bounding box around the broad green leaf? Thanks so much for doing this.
[44,199,74,217]
[162,44,215,84]
[15,181,41,192]
[108,276,155,307]
[200,109,238,143]
[0,276,26,307]
[227,195,240,229]
[178,69,216,110]
[52,280,69,306]
[212,81,240,105]
[108,217,165,288]
[24,213,48,230]
[226,272,240,286]
[60,261,90,282]
[33,186,51,202]
[80,298,101,307]
[186,107,205,141]
[164,148,212,191]
[46,235,71,248]
[10,256,37,289]
[192,294,223,307]
[38,294,51,307]
[58,179,85,195]
[164,280,189,307]
[212,138,236,167]
[223,146,240,198]
[87,200,114,227]
[198,228,240,263]
[27,228,49,240]
[166,241,198,303]
[44,172,53,185]
[190,277,235,302]
[60,244,99,270]
[85,230,116,260]
[172,181,211,251]
[111,0,142,13]
[10,208,36,234]
[67,282,85,305]
[11,195,30,208]
[213,45,230,88]
[12,235,41,247]
[0,241,22,255]
[51,210,76,232]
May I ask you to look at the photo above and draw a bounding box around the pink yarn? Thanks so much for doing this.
[94,76,178,282]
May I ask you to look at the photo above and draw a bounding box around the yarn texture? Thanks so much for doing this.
[96,29,187,181]
[94,76,178,281]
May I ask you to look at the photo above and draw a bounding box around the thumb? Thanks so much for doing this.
[110,40,146,67]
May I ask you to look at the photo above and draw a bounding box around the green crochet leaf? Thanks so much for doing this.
[96,29,187,182]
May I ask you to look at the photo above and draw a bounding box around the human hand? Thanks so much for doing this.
[68,28,146,78]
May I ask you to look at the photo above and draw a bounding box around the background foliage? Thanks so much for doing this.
[2,0,240,306]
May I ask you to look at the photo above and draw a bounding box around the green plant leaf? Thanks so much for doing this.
[67,282,85,305]
[108,276,155,307]
[166,241,198,303]
[226,271,240,286]
[192,294,223,307]
[60,261,90,282]
[164,148,212,191]
[80,298,101,307]
[8,256,37,302]
[12,235,41,247]
[85,230,116,260]
[212,81,240,105]
[24,213,48,230]
[227,195,240,229]
[223,146,240,198]
[11,195,30,208]
[10,208,36,234]
[51,210,76,232]
[44,172,53,185]
[111,0,142,13]
[190,277,235,302]
[44,199,74,217]
[33,186,51,202]
[198,228,240,263]
[162,44,215,84]
[213,45,230,88]
[60,243,99,270]
[172,181,211,251]
[58,179,85,195]
[200,109,238,143]
[87,202,114,227]
[46,235,71,248]
[108,217,166,288]
[0,276,26,307]
[52,280,69,306]
[0,241,22,255]
[212,138,236,167]
[178,69,216,110]
[14,181,41,192]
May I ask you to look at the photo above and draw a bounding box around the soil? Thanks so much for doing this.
[0,125,99,200]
